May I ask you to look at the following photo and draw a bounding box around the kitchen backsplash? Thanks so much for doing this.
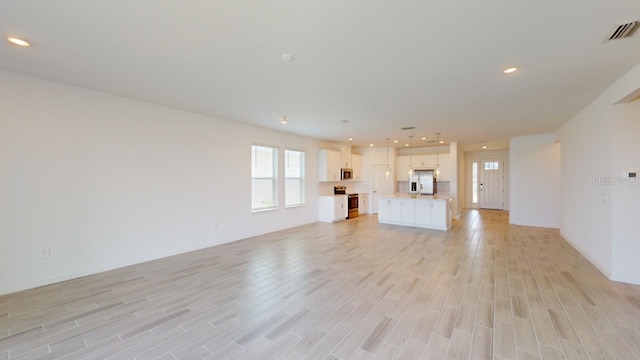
[397,180,450,194]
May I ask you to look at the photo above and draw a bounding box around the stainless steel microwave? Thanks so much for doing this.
[341,168,353,180]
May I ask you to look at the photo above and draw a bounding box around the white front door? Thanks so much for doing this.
[372,164,394,213]
[480,159,504,210]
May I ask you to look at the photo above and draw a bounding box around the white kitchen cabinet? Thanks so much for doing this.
[318,149,341,182]
[396,153,453,182]
[416,200,435,226]
[378,195,452,230]
[435,154,451,182]
[411,154,433,169]
[351,153,362,181]
[359,193,368,214]
[318,195,347,222]
[399,198,416,223]
[431,200,447,227]
[341,145,352,168]
[396,155,411,181]
[378,198,400,222]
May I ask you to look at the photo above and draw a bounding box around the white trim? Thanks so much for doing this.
[0,240,214,297]
[559,231,611,279]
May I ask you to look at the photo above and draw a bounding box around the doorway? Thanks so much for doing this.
[372,164,394,213]
[479,159,504,210]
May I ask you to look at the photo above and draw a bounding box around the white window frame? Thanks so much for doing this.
[284,149,305,207]
[251,145,278,212]
[472,161,479,204]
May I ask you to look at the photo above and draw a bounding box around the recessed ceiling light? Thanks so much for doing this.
[405,144,409,147]
[503,67,518,74]
[421,137,427,140]
[482,145,488,149]
[347,137,353,141]
[7,37,30,47]
[440,140,444,144]
[369,144,374,147]
[393,140,398,143]
[281,53,295,62]
[280,116,288,124]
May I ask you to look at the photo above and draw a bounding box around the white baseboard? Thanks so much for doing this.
[0,240,215,297]
[559,231,611,279]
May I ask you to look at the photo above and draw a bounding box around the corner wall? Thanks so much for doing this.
[610,99,640,284]
[0,70,325,295]
[509,134,561,228]
[557,59,640,282]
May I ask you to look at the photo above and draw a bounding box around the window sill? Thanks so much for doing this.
[251,207,278,214]
[285,204,306,209]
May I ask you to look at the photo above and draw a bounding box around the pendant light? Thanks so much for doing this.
[408,135,414,177]
[435,132,441,180]
[385,138,391,179]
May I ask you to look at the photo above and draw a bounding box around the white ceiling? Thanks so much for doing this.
[2,0,640,149]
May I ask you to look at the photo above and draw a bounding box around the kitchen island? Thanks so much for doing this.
[377,194,453,230]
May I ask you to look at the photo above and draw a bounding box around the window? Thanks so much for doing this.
[285,150,305,207]
[251,145,277,211]
[484,161,500,171]
[472,162,478,204]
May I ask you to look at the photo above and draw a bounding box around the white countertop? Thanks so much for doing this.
[378,193,452,200]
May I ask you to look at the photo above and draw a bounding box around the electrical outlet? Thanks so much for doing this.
[40,247,51,258]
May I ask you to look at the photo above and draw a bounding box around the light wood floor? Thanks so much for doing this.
[2,210,640,360]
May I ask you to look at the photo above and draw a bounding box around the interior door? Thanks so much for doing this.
[372,165,394,213]
[480,159,504,210]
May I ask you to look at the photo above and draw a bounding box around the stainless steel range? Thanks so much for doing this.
[347,194,359,219]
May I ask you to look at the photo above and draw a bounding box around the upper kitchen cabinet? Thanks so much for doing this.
[351,153,362,181]
[396,153,452,182]
[396,155,411,181]
[436,154,451,182]
[318,149,341,182]
[340,145,352,168]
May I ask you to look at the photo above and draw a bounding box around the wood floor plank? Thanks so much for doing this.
[360,316,397,354]
[470,325,492,360]
[422,334,450,360]
[331,320,376,360]
[494,321,516,359]
[276,327,327,360]
[433,306,458,339]
[372,343,400,360]
[301,324,351,360]
[548,310,580,343]
[396,338,426,360]
[445,329,472,359]
[514,316,539,356]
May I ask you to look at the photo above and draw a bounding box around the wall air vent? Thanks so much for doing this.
[606,21,640,41]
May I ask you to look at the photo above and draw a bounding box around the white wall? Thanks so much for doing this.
[610,99,640,284]
[457,148,465,217]
[463,150,510,210]
[449,142,459,219]
[509,134,561,228]
[0,70,326,295]
[557,59,640,282]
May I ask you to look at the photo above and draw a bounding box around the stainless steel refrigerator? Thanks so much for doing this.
[409,169,435,195]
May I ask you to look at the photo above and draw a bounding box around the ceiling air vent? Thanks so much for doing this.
[401,126,415,131]
[606,21,640,41]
